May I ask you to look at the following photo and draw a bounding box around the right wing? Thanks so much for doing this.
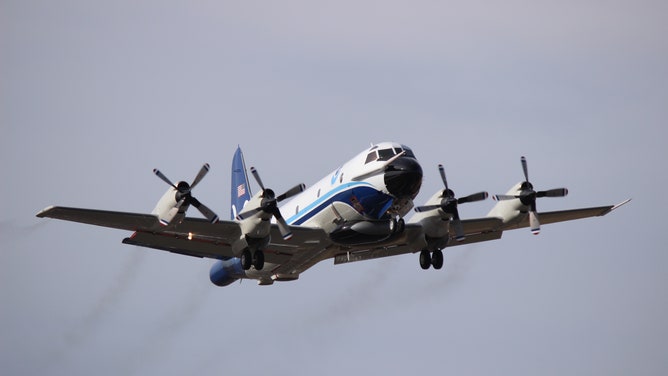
[36,206,330,268]
[36,205,244,241]
[36,206,161,232]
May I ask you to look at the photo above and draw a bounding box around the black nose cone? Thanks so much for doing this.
[384,157,423,199]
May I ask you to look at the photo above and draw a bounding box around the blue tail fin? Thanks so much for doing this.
[231,146,252,220]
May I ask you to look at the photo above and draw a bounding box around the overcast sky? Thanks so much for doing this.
[2,1,667,375]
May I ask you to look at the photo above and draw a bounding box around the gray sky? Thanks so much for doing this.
[2,1,667,375]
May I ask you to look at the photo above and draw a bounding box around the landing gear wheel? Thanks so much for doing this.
[431,250,444,270]
[390,217,406,235]
[419,250,432,270]
[396,218,405,233]
[253,250,265,271]
[241,250,252,270]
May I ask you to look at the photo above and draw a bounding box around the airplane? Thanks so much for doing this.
[36,142,630,286]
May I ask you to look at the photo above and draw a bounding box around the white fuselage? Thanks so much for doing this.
[280,142,415,229]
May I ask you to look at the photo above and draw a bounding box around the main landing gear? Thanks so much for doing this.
[390,217,405,234]
[419,250,443,270]
[241,249,265,271]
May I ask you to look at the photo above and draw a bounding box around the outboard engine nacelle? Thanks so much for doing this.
[209,258,246,287]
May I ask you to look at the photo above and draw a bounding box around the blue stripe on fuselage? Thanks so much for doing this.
[286,182,393,225]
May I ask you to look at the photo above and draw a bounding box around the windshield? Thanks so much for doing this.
[377,148,395,161]
[367,145,416,163]
[365,151,378,164]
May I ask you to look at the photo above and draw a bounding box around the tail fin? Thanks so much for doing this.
[231,146,252,220]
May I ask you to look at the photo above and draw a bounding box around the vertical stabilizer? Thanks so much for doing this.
[231,146,252,220]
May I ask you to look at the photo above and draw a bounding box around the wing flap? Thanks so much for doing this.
[122,230,290,262]
[123,232,227,259]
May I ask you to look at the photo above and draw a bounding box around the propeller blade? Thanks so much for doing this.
[493,194,518,201]
[190,197,219,223]
[537,188,568,198]
[458,191,489,204]
[414,204,442,213]
[521,156,529,182]
[452,218,465,241]
[250,167,265,191]
[529,211,540,235]
[196,203,219,223]
[438,164,449,191]
[269,206,293,240]
[277,184,306,202]
[450,206,465,241]
[153,169,177,189]
[190,163,210,189]
[236,207,263,220]
[276,216,293,240]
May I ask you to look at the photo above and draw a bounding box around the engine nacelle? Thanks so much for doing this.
[152,187,183,225]
[209,258,246,287]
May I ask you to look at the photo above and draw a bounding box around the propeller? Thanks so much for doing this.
[414,164,488,241]
[493,156,568,234]
[236,167,305,240]
[153,163,219,223]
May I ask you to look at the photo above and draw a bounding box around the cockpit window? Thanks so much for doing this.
[368,145,415,162]
[401,145,415,158]
[365,151,378,164]
[377,148,395,161]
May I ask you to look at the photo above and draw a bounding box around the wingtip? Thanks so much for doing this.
[613,198,632,210]
[36,205,56,218]
[600,198,632,216]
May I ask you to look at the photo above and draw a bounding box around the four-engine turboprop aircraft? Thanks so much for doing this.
[37,142,630,286]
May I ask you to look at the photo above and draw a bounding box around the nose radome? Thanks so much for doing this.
[384,157,423,199]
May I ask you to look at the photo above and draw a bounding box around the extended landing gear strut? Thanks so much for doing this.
[419,250,443,270]
[241,249,265,271]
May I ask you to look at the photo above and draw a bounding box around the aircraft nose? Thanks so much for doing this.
[384,156,423,199]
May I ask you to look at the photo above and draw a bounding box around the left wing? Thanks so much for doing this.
[333,200,630,265]
[497,200,631,231]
